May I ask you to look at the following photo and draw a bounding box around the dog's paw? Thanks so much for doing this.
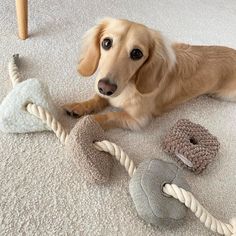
[65,109,80,118]
[62,103,92,118]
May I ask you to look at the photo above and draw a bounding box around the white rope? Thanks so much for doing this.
[163,184,236,236]
[94,140,136,177]
[26,103,69,144]
[8,54,22,87]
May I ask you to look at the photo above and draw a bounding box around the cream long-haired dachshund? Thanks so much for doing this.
[64,18,236,130]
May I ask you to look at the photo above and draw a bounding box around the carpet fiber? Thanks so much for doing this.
[0,0,236,235]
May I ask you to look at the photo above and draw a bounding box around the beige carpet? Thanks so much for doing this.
[0,0,236,235]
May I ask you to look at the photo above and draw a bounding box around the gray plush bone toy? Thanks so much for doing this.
[129,159,190,226]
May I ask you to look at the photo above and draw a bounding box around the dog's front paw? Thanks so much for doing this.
[62,103,91,118]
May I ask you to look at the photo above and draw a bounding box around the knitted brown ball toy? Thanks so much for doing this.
[161,119,220,173]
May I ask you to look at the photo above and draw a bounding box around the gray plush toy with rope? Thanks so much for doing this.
[0,55,235,236]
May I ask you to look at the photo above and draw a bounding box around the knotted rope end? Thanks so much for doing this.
[13,54,20,62]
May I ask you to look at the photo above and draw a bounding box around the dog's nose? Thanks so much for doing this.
[98,78,117,96]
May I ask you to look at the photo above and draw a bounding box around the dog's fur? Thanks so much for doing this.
[64,18,236,130]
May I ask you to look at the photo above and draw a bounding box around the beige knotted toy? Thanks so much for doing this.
[162,119,220,173]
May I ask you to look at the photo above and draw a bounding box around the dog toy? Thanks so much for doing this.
[24,105,235,235]
[1,55,235,235]
[162,119,220,173]
[24,104,235,235]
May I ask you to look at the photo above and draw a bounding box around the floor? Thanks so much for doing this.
[0,0,236,235]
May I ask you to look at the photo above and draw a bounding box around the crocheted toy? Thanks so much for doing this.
[1,55,235,235]
[162,119,220,173]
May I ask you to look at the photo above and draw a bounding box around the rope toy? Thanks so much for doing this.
[162,119,220,173]
[22,104,236,234]
[13,100,236,235]
[1,55,235,235]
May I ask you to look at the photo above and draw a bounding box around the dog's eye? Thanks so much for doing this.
[130,49,143,60]
[102,38,112,50]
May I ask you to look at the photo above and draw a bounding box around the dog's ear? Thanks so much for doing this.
[135,30,176,94]
[77,19,109,76]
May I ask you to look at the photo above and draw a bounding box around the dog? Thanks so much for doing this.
[63,17,236,130]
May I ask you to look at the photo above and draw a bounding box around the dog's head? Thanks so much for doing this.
[78,18,176,97]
